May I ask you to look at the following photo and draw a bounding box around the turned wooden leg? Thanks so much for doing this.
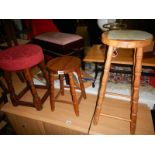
[23,68,42,110]
[132,49,136,85]
[80,48,85,71]
[4,71,18,106]
[76,68,86,99]
[16,72,25,83]
[38,61,50,86]
[0,79,8,93]
[50,73,55,111]
[59,75,64,96]
[68,72,79,116]
[130,47,143,134]
[93,46,114,125]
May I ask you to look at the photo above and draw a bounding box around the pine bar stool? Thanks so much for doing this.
[47,56,86,116]
[93,30,153,134]
[0,44,50,110]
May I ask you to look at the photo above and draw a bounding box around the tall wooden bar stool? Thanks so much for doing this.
[47,56,86,116]
[0,44,50,110]
[93,30,153,134]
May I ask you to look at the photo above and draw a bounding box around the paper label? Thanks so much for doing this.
[58,70,64,74]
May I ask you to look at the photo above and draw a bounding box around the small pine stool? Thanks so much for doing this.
[47,56,86,116]
[0,44,50,110]
[93,30,153,134]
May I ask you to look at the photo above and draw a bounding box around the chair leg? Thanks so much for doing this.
[93,46,114,125]
[92,63,99,88]
[76,68,86,99]
[68,72,79,116]
[38,61,50,86]
[80,49,85,71]
[23,68,42,110]
[59,75,64,96]
[130,48,143,134]
[49,73,55,111]
[0,79,9,93]
[4,71,18,106]
[16,72,25,83]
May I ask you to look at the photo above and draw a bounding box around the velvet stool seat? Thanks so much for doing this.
[47,56,86,116]
[93,30,153,134]
[33,32,85,69]
[0,44,50,110]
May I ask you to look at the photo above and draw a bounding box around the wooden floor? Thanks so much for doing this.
[2,89,97,134]
[1,68,154,135]
[89,97,154,135]
[1,72,96,134]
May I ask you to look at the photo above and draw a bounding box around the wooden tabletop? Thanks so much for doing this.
[84,44,155,67]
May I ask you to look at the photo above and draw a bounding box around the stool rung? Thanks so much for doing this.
[17,85,29,99]
[34,85,49,89]
[54,92,83,105]
[106,92,130,99]
[64,85,81,90]
[100,113,131,122]
[78,94,83,104]
[16,100,34,107]
[54,99,72,104]
[55,91,61,100]
[40,89,50,104]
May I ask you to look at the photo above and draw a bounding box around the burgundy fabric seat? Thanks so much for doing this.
[0,44,43,71]
[0,44,50,110]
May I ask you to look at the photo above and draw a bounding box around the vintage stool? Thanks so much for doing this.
[47,56,86,116]
[33,32,85,69]
[93,30,153,134]
[0,44,50,110]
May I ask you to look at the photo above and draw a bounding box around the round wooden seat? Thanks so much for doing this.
[47,56,81,74]
[47,56,86,116]
[102,30,153,48]
[93,30,153,134]
[0,44,50,110]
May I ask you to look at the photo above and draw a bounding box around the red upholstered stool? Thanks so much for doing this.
[0,44,50,110]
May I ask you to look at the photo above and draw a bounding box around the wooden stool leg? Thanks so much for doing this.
[16,72,25,83]
[4,71,18,106]
[80,49,85,71]
[130,48,143,134]
[38,61,50,86]
[50,73,55,111]
[0,79,8,93]
[68,72,79,116]
[76,68,86,99]
[131,49,136,85]
[93,46,114,125]
[59,75,64,96]
[23,68,42,110]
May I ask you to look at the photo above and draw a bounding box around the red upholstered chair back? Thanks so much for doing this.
[23,19,60,62]
[30,19,59,38]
